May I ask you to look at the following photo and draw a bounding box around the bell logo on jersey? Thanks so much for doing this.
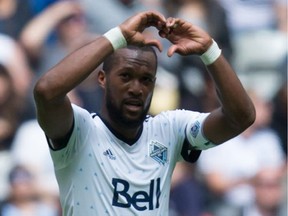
[112,178,161,211]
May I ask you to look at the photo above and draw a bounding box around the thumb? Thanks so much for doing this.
[167,45,178,57]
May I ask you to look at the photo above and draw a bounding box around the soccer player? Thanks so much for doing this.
[33,11,256,215]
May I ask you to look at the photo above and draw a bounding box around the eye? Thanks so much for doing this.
[141,76,155,85]
[119,73,131,81]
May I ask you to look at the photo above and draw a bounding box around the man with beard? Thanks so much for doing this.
[33,11,255,216]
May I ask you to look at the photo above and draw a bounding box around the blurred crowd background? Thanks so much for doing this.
[0,0,287,215]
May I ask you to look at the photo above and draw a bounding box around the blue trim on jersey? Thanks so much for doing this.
[47,117,75,151]
[95,113,146,146]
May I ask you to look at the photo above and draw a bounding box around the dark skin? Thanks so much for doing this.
[33,11,255,150]
[98,47,157,140]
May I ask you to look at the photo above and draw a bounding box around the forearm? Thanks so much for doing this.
[162,17,256,143]
[34,36,113,141]
[20,9,61,55]
[206,55,255,130]
[20,1,82,57]
[34,36,113,103]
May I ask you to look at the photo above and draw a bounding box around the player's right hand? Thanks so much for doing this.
[119,11,166,51]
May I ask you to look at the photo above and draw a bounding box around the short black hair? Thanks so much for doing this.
[103,45,158,73]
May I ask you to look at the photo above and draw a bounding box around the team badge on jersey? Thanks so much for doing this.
[149,141,168,165]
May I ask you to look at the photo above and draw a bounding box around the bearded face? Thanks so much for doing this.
[99,46,157,130]
[105,81,152,129]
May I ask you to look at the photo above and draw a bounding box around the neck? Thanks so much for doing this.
[99,109,143,143]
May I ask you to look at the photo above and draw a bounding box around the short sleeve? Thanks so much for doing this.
[49,104,94,170]
[185,113,217,150]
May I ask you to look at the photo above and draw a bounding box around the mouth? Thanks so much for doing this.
[123,99,143,112]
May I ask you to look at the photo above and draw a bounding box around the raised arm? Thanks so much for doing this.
[20,1,82,59]
[161,18,256,144]
[33,11,166,149]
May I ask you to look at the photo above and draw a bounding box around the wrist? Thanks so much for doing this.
[103,27,127,50]
[200,40,222,65]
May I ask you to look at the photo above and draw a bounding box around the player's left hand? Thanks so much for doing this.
[159,17,213,57]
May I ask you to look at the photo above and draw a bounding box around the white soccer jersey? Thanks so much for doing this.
[49,104,211,216]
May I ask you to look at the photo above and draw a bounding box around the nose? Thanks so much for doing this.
[128,80,143,96]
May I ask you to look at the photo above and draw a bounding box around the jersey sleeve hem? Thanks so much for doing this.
[185,113,217,150]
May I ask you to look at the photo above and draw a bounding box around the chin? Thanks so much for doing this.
[121,118,143,129]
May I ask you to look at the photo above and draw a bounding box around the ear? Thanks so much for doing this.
[98,70,106,88]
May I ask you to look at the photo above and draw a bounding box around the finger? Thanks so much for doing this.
[150,20,167,33]
[144,39,163,52]
[166,17,177,28]
[145,11,166,24]
[167,45,178,57]
[164,17,180,35]
[143,11,167,32]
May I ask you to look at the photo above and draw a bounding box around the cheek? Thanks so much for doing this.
[144,89,154,106]
[106,82,124,103]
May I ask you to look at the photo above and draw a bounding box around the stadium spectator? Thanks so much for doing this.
[245,166,287,216]
[0,64,17,150]
[216,0,287,101]
[0,61,34,200]
[169,162,209,216]
[0,0,34,40]
[0,34,32,100]
[206,165,287,216]
[274,0,287,33]
[0,165,59,216]
[10,119,59,205]
[270,71,287,157]
[20,0,102,112]
[197,90,286,212]
[0,34,34,200]
[20,0,88,69]
[79,0,164,34]
[28,0,58,14]
[215,0,281,34]
[0,63,30,151]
